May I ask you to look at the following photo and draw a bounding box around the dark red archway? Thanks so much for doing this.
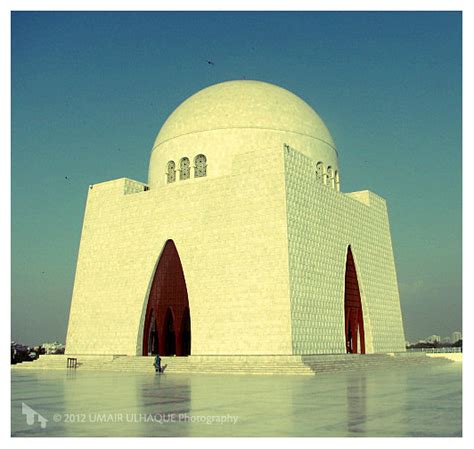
[344,246,365,354]
[142,240,191,356]
[180,307,191,356]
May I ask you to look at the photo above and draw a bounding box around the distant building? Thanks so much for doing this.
[426,335,441,343]
[451,331,462,343]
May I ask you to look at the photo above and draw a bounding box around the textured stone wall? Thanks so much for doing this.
[66,149,293,356]
[66,144,406,356]
[284,146,406,354]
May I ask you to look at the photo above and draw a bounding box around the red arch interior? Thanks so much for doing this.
[143,240,191,356]
[344,247,365,354]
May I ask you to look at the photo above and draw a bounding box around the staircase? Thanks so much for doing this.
[12,352,456,375]
[155,355,315,375]
[301,352,455,373]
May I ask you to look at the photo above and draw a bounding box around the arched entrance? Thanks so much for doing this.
[180,307,191,356]
[146,310,159,355]
[344,246,365,354]
[142,240,191,356]
[163,308,176,356]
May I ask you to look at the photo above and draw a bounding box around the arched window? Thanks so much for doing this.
[194,154,207,178]
[316,162,324,183]
[180,157,190,180]
[326,166,334,188]
[335,170,340,192]
[166,161,176,183]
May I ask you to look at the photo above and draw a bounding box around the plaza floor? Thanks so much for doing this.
[11,362,462,437]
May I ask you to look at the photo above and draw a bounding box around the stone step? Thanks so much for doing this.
[17,358,438,365]
[12,353,455,375]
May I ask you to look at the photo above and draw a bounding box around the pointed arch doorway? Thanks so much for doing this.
[142,240,191,356]
[163,308,176,356]
[180,307,191,356]
[344,246,365,354]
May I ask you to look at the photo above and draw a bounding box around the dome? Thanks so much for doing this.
[153,80,336,152]
[148,80,339,188]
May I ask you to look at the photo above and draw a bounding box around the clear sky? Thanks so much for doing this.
[11,11,461,345]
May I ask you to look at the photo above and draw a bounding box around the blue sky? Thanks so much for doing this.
[11,11,462,344]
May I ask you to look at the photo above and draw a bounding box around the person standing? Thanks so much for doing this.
[153,354,162,373]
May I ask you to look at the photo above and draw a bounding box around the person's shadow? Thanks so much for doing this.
[157,364,168,374]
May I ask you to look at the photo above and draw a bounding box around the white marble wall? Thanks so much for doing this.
[284,146,406,354]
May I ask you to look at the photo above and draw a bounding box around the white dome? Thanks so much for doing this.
[153,80,336,151]
[148,80,338,188]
